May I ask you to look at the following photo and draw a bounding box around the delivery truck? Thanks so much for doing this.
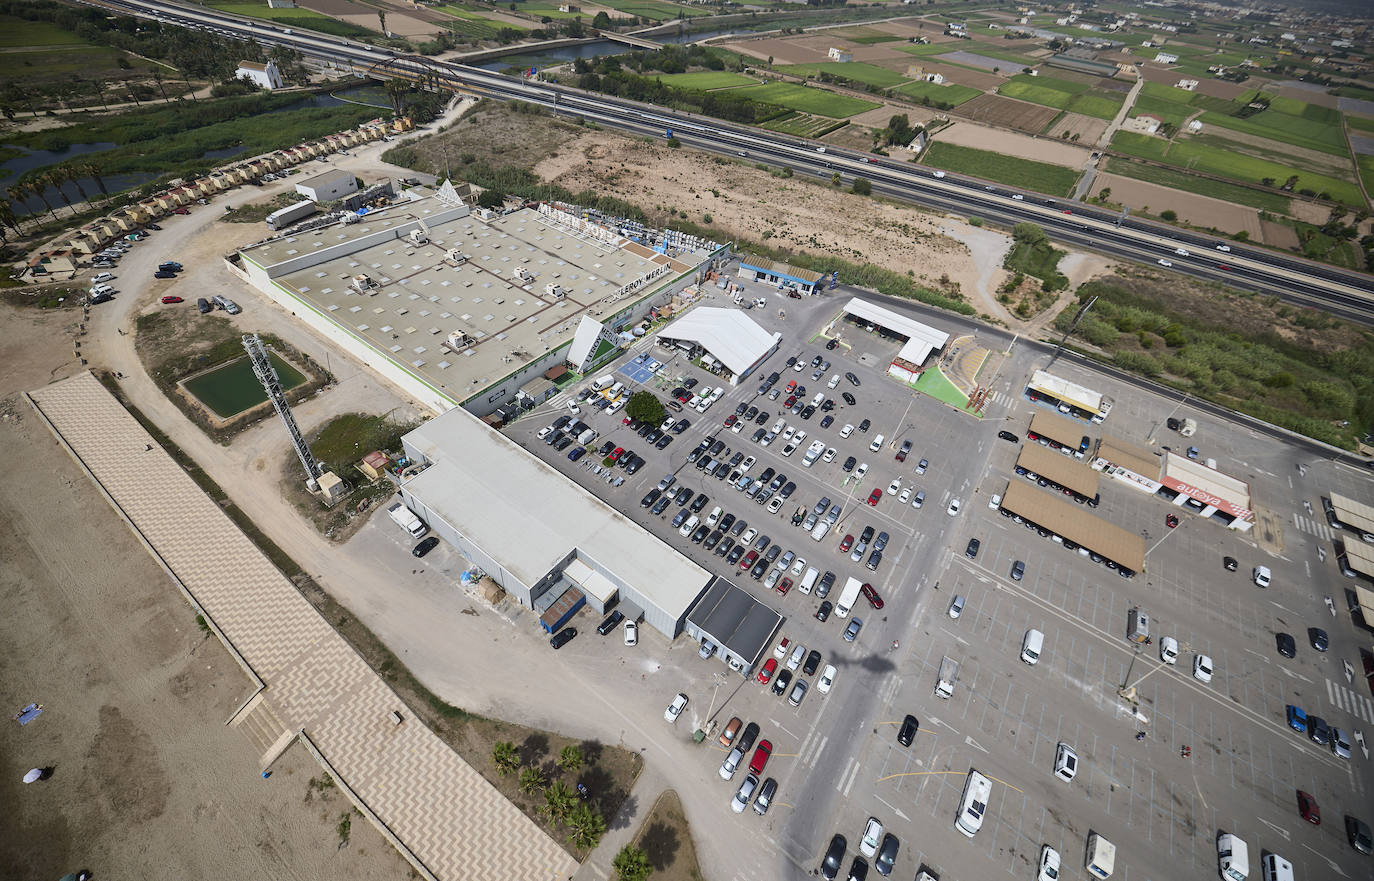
[387,501,427,538]
[935,656,958,699]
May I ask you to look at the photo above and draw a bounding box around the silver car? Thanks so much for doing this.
[718,747,744,780]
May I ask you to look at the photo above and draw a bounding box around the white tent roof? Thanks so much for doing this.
[657,307,778,376]
[841,297,950,366]
[567,315,604,368]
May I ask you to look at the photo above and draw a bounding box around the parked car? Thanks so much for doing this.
[664,692,689,723]
[897,714,918,747]
[549,627,577,649]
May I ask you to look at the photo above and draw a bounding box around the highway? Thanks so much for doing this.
[81,0,1374,323]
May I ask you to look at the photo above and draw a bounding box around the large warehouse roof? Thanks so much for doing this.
[1016,444,1100,499]
[1000,481,1145,572]
[841,297,950,366]
[657,307,779,376]
[1331,492,1374,535]
[1161,453,1253,521]
[403,409,712,619]
[1029,410,1090,450]
[686,578,784,668]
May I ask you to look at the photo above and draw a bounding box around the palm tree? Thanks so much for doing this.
[541,780,575,824]
[62,166,91,205]
[46,170,76,216]
[557,744,584,773]
[519,765,547,795]
[385,78,409,116]
[566,802,606,850]
[82,163,109,201]
[377,10,387,36]
[151,67,170,103]
[491,741,520,777]
[0,197,21,238]
[23,178,60,223]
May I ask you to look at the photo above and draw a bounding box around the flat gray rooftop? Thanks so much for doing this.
[686,577,785,667]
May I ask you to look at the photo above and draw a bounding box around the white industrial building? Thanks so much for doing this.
[655,307,780,385]
[398,407,715,638]
[835,297,949,381]
[295,169,360,203]
[235,60,284,90]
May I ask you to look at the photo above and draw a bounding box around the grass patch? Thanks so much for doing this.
[0,284,84,309]
[1110,131,1170,160]
[892,79,980,107]
[654,70,756,90]
[1333,85,1374,102]
[1004,222,1067,289]
[1347,115,1374,134]
[780,61,908,89]
[207,1,378,36]
[998,73,1091,110]
[1129,94,1195,128]
[219,193,301,224]
[1359,155,1374,201]
[1054,276,1374,449]
[759,111,844,138]
[848,34,903,44]
[1198,108,1349,156]
[597,0,713,17]
[924,141,1079,196]
[1066,90,1125,121]
[1103,158,1292,213]
[729,82,879,118]
[0,13,85,46]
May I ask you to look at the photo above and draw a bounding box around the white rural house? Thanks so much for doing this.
[235,60,284,90]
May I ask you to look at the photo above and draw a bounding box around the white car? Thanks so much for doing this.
[988,493,1002,510]
[731,774,758,813]
[793,430,807,444]
[764,569,782,591]
[790,556,806,576]
[537,426,553,440]
[1193,654,1213,683]
[948,595,965,619]
[860,817,883,858]
[817,664,836,693]
[822,447,837,463]
[665,692,688,723]
[828,374,841,389]
[1157,258,1173,267]
[624,620,638,646]
[947,498,961,516]
[898,487,911,504]
[1038,845,1062,881]
[741,455,756,471]
[768,496,784,513]
[887,478,901,495]
[774,637,791,659]
[854,463,869,480]
[740,527,757,544]
[1159,636,1178,665]
[1253,565,1271,588]
[839,423,855,439]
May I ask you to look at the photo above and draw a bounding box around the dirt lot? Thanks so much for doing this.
[1089,171,1263,239]
[954,93,1061,134]
[937,121,1091,167]
[0,306,409,881]
[633,790,702,881]
[1045,112,1109,144]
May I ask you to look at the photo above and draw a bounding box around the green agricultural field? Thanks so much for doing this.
[848,34,903,44]
[1129,95,1194,128]
[1007,73,1091,96]
[514,1,586,20]
[1103,158,1292,213]
[597,0,712,18]
[1111,131,1171,160]
[1360,155,1374,203]
[208,2,329,23]
[780,62,907,89]
[1265,95,1341,125]
[998,74,1094,111]
[894,80,980,106]
[438,5,527,31]
[896,42,959,58]
[1199,108,1348,156]
[1140,81,1198,105]
[1334,84,1374,102]
[731,82,879,118]
[761,111,843,138]
[1067,91,1125,121]
[655,71,756,90]
[0,15,87,47]
[923,141,1080,195]
[208,2,377,35]
[1347,115,1374,134]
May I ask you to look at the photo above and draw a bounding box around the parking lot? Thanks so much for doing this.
[505,283,1372,881]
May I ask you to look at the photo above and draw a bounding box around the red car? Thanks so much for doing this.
[724,415,737,427]
[861,582,884,610]
[740,550,759,570]
[839,534,854,553]
[172,207,190,215]
[784,395,798,408]
[777,577,792,596]
[785,380,797,393]
[867,489,882,506]
[1297,790,1321,825]
[160,295,183,304]
[757,657,778,684]
[1166,514,1180,528]
[609,447,624,461]
[748,740,772,775]
[622,416,633,425]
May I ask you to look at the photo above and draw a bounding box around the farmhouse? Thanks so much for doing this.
[1175,79,1198,90]
[1125,114,1163,134]
[828,47,854,63]
[236,60,284,90]
[1153,52,1179,64]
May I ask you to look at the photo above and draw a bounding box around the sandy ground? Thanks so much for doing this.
[0,308,409,881]
[531,130,1017,316]
[936,121,1091,168]
[1045,112,1110,144]
[1089,171,1263,239]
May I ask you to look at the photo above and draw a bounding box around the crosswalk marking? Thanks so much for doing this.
[1326,677,1374,725]
[1293,513,1333,542]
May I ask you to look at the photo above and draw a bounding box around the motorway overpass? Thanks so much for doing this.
[79,0,1374,324]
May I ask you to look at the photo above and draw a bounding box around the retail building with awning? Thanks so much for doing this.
[834,297,950,381]
[998,481,1145,574]
[655,307,780,385]
[1159,452,1255,532]
[1092,434,1163,494]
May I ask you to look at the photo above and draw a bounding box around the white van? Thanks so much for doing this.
[1021,629,1044,665]
[706,506,723,528]
[90,283,114,296]
[954,769,992,837]
[91,272,114,284]
[590,375,614,392]
[869,433,885,452]
[1085,833,1116,878]
[1259,853,1293,881]
[810,520,831,542]
[1217,832,1249,881]
[605,381,625,401]
[678,514,699,537]
[798,567,819,595]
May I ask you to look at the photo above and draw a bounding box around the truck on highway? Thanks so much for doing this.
[387,501,427,539]
[834,576,863,618]
[935,656,958,698]
[266,199,317,230]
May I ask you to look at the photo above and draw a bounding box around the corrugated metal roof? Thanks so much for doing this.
[1341,538,1374,578]
[739,254,825,283]
[1095,434,1160,479]
[841,297,950,367]
[1029,409,1090,449]
[1016,444,1100,498]
[1162,453,1251,508]
[1000,481,1145,572]
[1331,492,1374,534]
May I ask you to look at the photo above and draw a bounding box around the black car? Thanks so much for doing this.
[552,415,571,430]
[874,835,898,877]
[1223,555,1238,571]
[684,377,699,389]
[672,418,690,434]
[847,856,869,881]
[153,270,177,279]
[755,410,769,425]
[821,399,835,411]
[1011,560,1025,581]
[1309,627,1329,652]
[820,414,834,429]
[704,530,723,550]
[897,714,918,746]
[549,627,577,649]
[651,495,671,515]
[803,650,821,675]
[821,835,847,881]
[785,356,797,368]
[966,538,980,559]
[858,418,871,432]
[816,601,833,622]
[842,392,856,406]
[997,430,1019,443]
[845,372,860,387]
[720,513,737,533]
[1347,815,1373,855]
[412,536,439,557]
[738,721,760,753]
[691,494,709,514]
[771,668,793,695]
[597,610,625,635]
[655,434,672,449]
[1276,632,1296,658]
[715,537,734,557]
[1308,715,1330,745]
[675,487,694,506]
[726,545,746,565]
[826,338,838,350]
[691,524,710,543]
[750,558,768,580]
[555,437,574,452]
[800,405,816,420]
[736,402,749,416]
[873,531,889,552]
[842,456,857,473]
[780,481,796,499]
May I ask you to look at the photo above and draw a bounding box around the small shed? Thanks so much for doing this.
[359,450,391,480]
